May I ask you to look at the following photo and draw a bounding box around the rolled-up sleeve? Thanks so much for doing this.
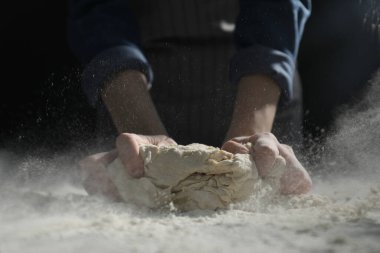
[67,0,153,107]
[230,0,311,103]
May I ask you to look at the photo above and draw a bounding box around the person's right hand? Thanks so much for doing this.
[222,133,312,195]
[79,133,177,198]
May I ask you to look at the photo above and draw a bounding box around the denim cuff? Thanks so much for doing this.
[82,44,153,107]
[229,44,295,104]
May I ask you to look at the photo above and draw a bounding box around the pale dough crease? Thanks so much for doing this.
[107,143,286,211]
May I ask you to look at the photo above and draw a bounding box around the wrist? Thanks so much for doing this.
[101,69,167,135]
[225,74,280,141]
[103,69,148,93]
[225,123,257,141]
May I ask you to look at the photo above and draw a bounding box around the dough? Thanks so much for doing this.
[106,143,286,211]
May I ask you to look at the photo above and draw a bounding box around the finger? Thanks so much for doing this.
[277,144,300,166]
[97,149,118,166]
[280,168,312,194]
[156,135,177,146]
[145,135,177,146]
[84,149,118,167]
[116,133,145,178]
[276,144,312,194]
[79,151,109,169]
[162,137,177,146]
[82,169,122,201]
[249,132,279,145]
[78,151,121,200]
[249,133,279,177]
[221,140,250,154]
[229,136,251,144]
[78,150,117,179]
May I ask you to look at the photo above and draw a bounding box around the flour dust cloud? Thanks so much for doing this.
[1,74,380,252]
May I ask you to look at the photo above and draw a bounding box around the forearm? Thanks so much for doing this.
[101,70,167,135]
[225,74,280,140]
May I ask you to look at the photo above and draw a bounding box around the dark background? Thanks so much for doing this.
[0,0,379,156]
[0,1,95,155]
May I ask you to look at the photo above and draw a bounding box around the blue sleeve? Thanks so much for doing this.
[230,0,311,103]
[67,0,153,107]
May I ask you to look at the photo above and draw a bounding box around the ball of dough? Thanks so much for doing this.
[106,144,286,211]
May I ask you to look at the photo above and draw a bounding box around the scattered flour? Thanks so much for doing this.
[1,141,379,253]
[0,173,379,253]
[2,71,380,253]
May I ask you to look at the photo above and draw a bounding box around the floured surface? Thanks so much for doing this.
[1,129,380,253]
[107,143,286,211]
[0,166,380,253]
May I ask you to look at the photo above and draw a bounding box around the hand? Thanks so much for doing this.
[224,74,280,139]
[115,133,177,177]
[79,133,176,198]
[78,150,121,200]
[222,132,312,194]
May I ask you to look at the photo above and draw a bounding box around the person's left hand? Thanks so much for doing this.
[78,133,177,199]
[222,132,312,194]
[78,150,121,200]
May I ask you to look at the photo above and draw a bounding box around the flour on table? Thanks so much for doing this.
[107,143,287,211]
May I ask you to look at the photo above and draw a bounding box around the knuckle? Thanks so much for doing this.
[223,140,235,146]
[116,133,134,144]
[257,145,277,156]
[281,144,295,153]
[222,141,247,154]
[249,134,260,143]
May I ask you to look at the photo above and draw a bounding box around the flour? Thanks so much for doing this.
[107,143,287,211]
[1,170,379,253]
[2,71,380,253]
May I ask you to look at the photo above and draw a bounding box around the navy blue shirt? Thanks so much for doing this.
[67,0,311,106]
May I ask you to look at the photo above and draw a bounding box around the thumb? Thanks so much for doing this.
[222,140,250,154]
[116,133,145,178]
